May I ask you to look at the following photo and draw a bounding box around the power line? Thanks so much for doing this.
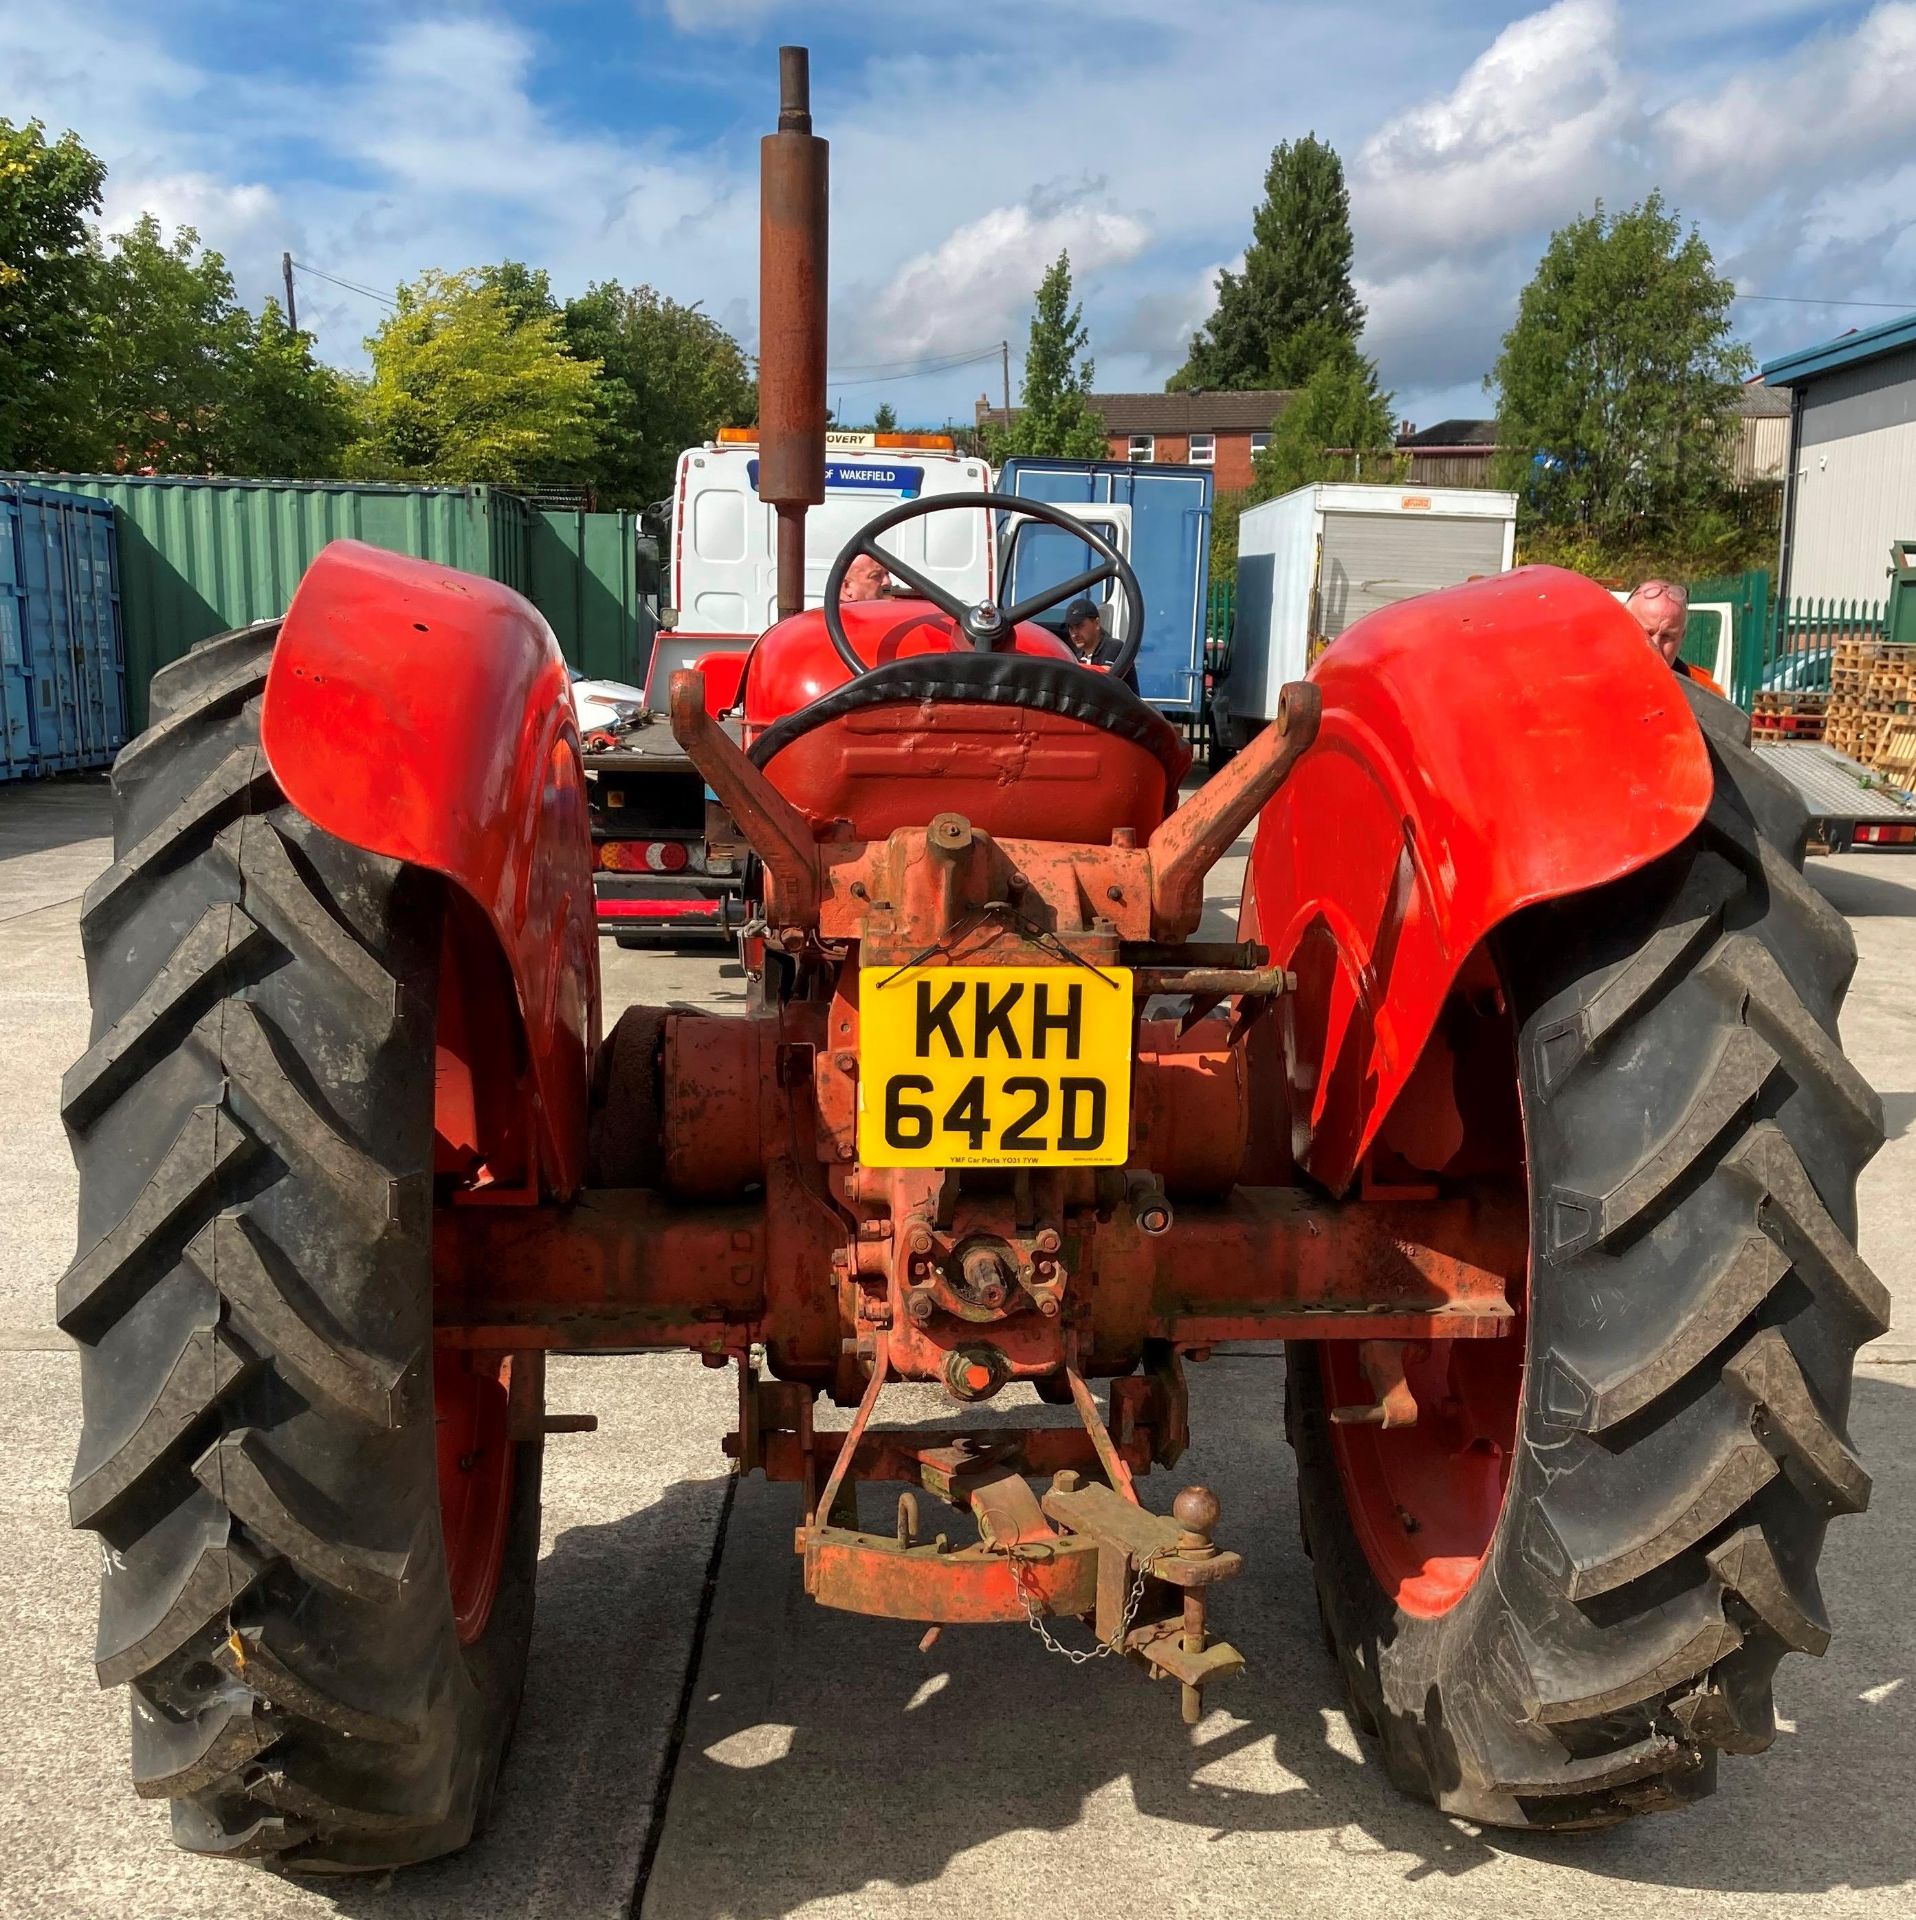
[289,260,396,308]
[1733,291,1913,310]
[824,346,1007,389]
[824,341,1004,375]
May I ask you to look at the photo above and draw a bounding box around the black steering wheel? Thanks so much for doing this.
[820,490,1146,682]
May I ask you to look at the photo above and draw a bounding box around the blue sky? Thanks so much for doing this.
[8,1,1916,431]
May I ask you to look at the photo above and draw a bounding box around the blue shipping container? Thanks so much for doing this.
[1,484,125,780]
[994,459,1212,715]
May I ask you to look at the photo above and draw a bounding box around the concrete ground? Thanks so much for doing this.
[0,777,1909,1920]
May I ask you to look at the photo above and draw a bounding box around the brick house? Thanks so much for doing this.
[976,390,1292,492]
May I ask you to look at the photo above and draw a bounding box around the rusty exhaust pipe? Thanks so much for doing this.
[759,45,829,622]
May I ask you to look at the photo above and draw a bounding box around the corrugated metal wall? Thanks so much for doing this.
[1,484,126,779]
[0,475,653,733]
[0,475,537,732]
[528,508,655,684]
[1784,343,1916,602]
[1732,413,1788,485]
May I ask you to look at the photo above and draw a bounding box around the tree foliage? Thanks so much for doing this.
[988,252,1108,461]
[559,281,756,505]
[1172,135,1363,392]
[1249,336,1398,499]
[871,401,898,433]
[0,125,760,499]
[0,118,107,467]
[85,217,353,476]
[1491,194,1752,539]
[348,268,602,486]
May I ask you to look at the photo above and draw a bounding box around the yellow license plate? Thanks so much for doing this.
[857,964,1133,1168]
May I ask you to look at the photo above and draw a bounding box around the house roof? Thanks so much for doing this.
[1397,418,1497,450]
[1761,310,1916,387]
[1733,378,1793,417]
[975,389,1293,434]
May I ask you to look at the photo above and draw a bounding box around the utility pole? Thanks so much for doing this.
[282,252,298,332]
[1001,339,1011,420]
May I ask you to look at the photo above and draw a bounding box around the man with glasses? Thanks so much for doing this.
[1627,579,1723,695]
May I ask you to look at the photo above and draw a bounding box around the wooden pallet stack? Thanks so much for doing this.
[1823,639,1916,775]
[1751,690,1826,741]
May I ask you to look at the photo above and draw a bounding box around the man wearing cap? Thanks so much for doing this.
[1627,579,1724,696]
[1063,598,1140,694]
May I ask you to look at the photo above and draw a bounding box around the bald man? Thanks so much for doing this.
[1627,579,1723,695]
[839,554,894,602]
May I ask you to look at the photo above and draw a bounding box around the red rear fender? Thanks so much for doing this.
[1247,564,1714,1195]
[261,540,598,1197]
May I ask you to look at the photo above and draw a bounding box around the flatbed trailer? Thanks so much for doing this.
[1754,739,1916,850]
[585,719,747,941]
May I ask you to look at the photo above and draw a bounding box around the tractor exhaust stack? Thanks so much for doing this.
[759,45,829,621]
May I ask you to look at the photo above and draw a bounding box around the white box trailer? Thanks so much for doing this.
[1222,482,1517,738]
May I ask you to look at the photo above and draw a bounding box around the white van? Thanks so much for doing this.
[647,431,997,703]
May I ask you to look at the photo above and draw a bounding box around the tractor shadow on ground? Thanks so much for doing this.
[312,1470,734,1920]
[309,1367,1914,1919]
[1809,859,1916,918]
[622,1365,1916,1919]
[0,776,112,862]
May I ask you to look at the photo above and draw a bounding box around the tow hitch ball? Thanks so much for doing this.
[1032,1476,1245,1726]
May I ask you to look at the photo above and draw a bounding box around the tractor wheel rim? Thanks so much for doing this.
[435,1349,516,1645]
[1326,1275,1526,1618]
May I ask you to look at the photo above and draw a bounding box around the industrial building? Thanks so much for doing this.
[1764,312,1916,604]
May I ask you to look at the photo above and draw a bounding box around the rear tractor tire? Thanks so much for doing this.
[1290,685,1887,1828]
[62,624,543,1870]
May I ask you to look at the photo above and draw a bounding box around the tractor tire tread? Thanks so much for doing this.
[1289,688,1882,1829]
[65,621,538,1870]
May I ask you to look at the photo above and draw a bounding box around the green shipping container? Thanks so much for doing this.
[0,473,649,732]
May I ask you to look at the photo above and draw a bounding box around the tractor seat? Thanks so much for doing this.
[747,652,1192,844]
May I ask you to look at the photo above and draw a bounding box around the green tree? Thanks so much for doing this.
[0,119,106,467]
[872,401,898,432]
[1250,339,1398,498]
[349,268,602,485]
[988,251,1108,461]
[480,260,558,330]
[220,297,357,477]
[558,281,754,505]
[87,216,351,476]
[1172,135,1363,392]
[1490,194,1751,538]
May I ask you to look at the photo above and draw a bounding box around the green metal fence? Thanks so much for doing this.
[0,473,651,731]
[1755,595,1888,702]
[1682,569,1772,709]
[1205,579,1235,673]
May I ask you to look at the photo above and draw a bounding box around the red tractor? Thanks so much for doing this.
[63,52,1883,1873]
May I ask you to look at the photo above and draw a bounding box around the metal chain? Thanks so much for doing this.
[1007,1546,1163,1664]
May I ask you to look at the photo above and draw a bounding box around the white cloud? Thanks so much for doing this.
[100,174,282,251]
[1656,1,1916,213]
[855,186,1149,364]
[1354,0,1638,275]
[5,0,1915,430]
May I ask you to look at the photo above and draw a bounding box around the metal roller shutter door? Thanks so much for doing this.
[1316,513,1508,638]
